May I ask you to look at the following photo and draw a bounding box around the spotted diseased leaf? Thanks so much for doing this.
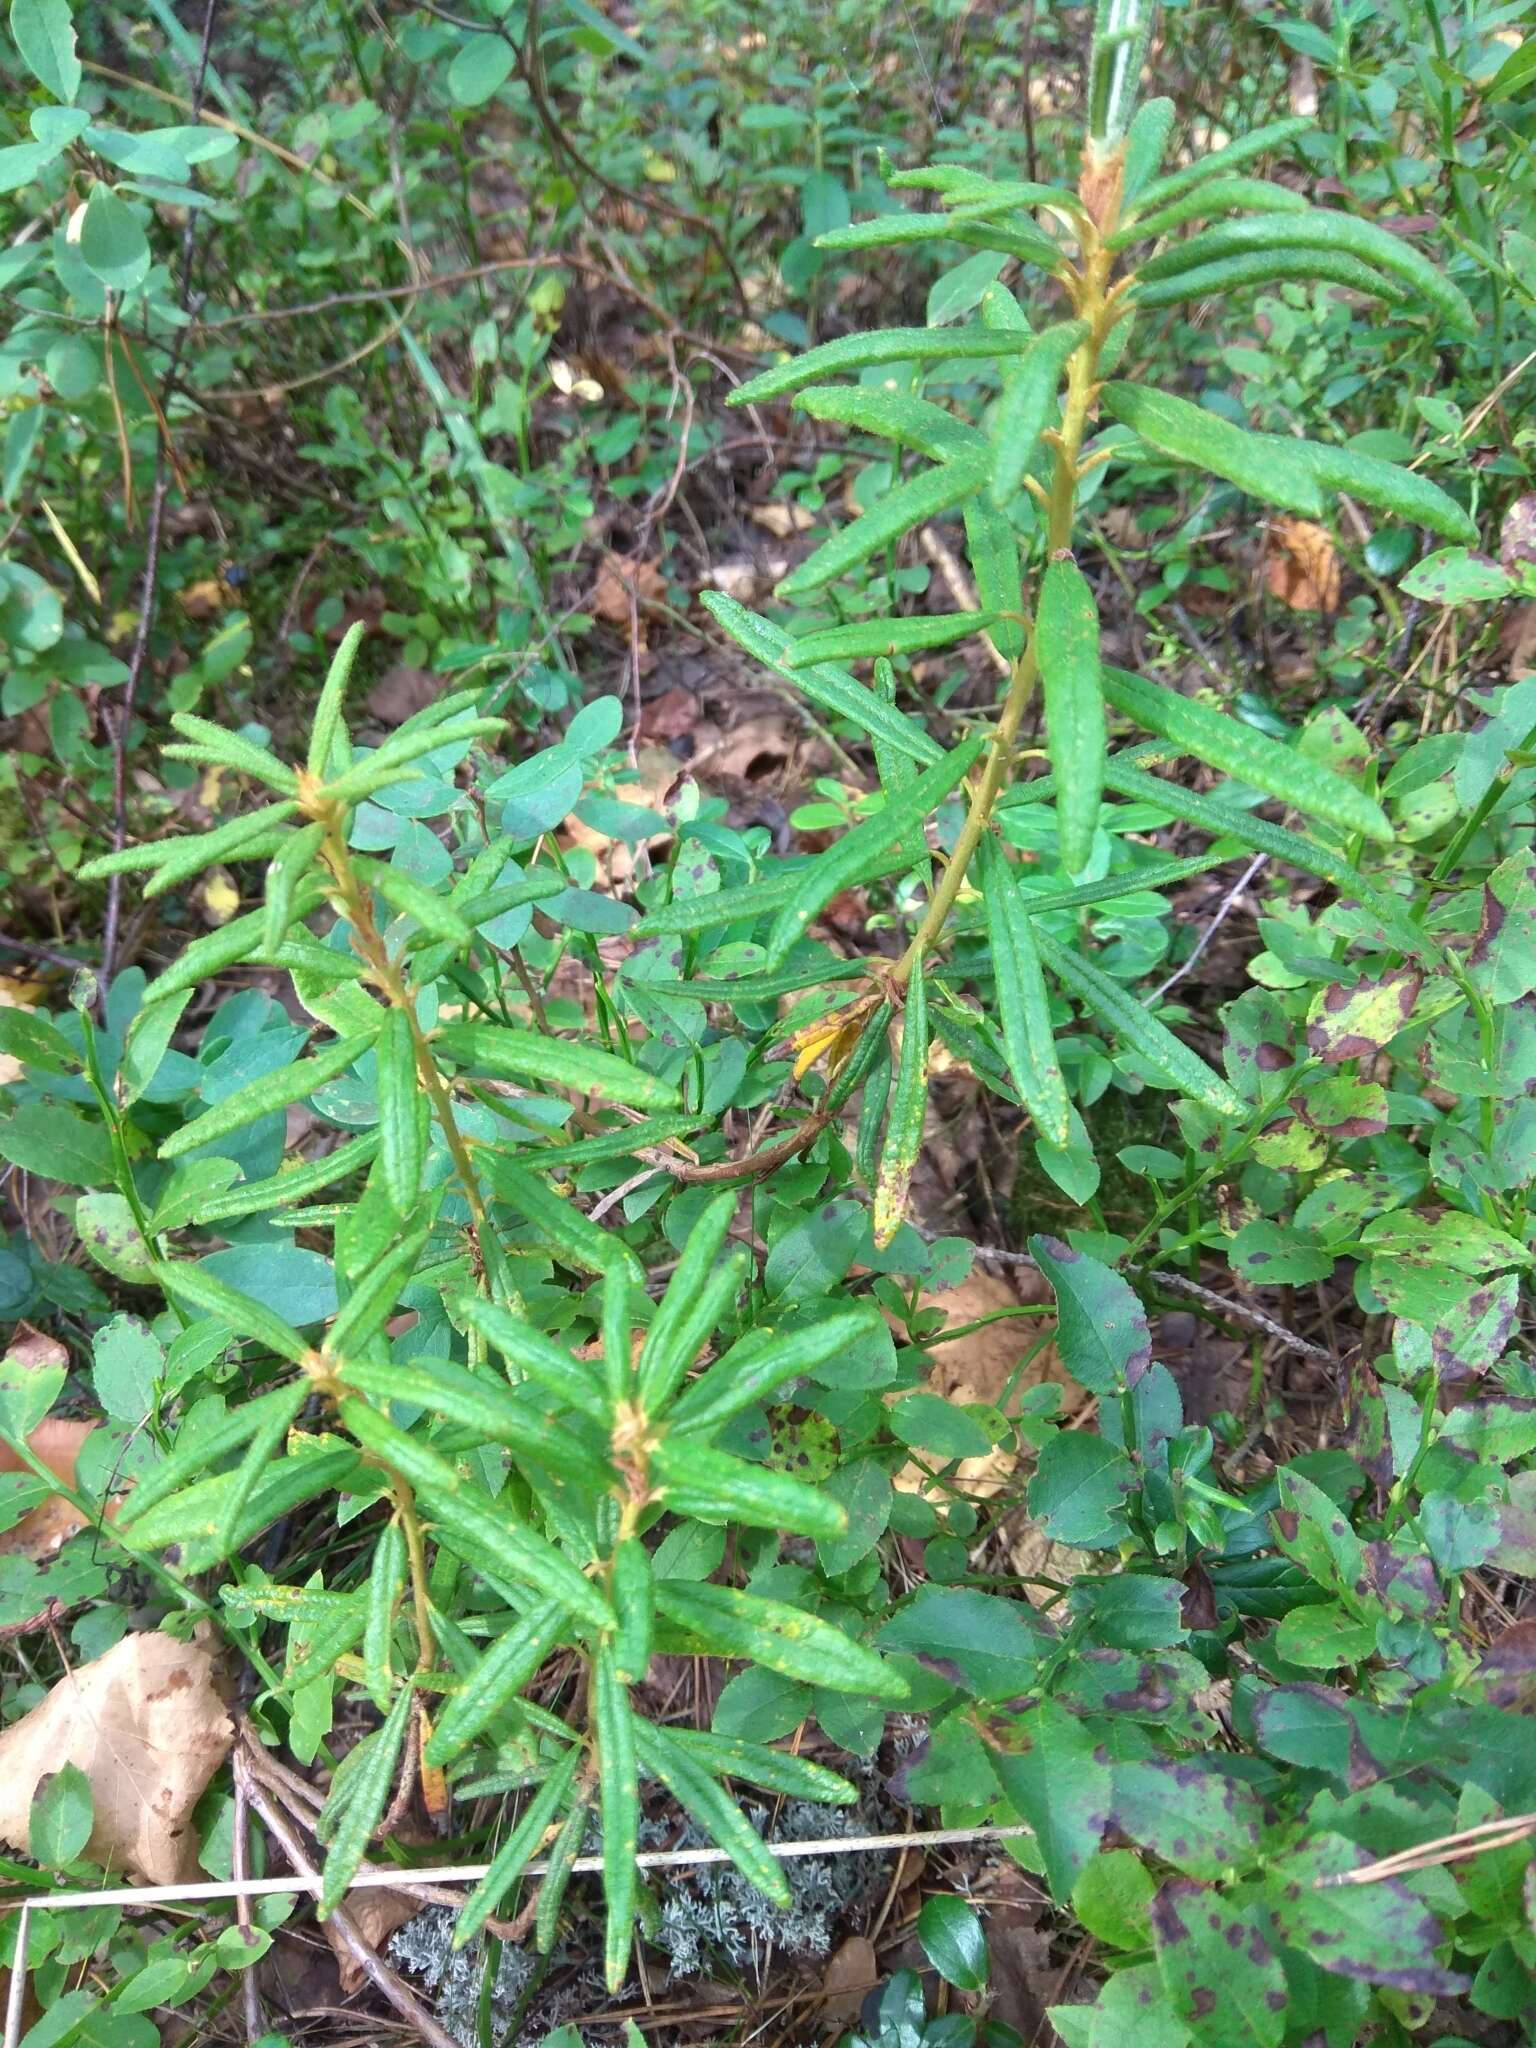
[1028,1431,1136,1547]
[1467,854,1536,1005]
[1110,1756,1265,1880]
[1428,1270,1520,1381]
[1305,971,1422,1063]
[1151,1879,1287,2048]
[987,1700,1109,1903]
[1271,1469,1366,1604]
[1265,1831,1468,1994]
[1030,1236,1151,1395]
[1228,1220,1333,1286]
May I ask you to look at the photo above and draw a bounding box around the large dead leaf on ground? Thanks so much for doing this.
[1266,517,1341,612]
[0,1630,233,1883]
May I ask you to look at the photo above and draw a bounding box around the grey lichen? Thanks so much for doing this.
[387,1909,537,2047]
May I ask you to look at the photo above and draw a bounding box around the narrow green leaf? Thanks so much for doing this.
[454,1296,611,1424]
[979,834,1071,1146]
[629,865,802,940]
[354,857,472,945]
[655,1578,909,1700]
[534,1789,590,1956]
[339,1399,615,1629]
[594,1641,639,1992]
[320,721,504,806]
[125,1446,361,1567]
[325,1225,430,1358]
[1291,441,1477,546]
[117,1381,307,1527]
[135,893,324,1007]
[765,736,984,970]
[815,209,1061,269]
[664,1728,856,1806]
[213,1383,308,1564]
[1037,558,1105,873]
[1102,667,1392,842]
[363,1518,406,1712]
[777,452,989,599]
[784,611,996,669]
[730,327,1042,408]
[610,1537,654,1683]
[424,1598,568,1764]
[652,1439,848,1540]
[318,1683,413,1916]
[634,1188,736,1412]
[1121,95,1175,199]
[1034,926,1243,1112]
[483,1166,645,1284]
[669,1307,876,1434]
[1137,212,1476,340]
[375,1008,425,1214]
[1133,246,1410,316]
[151,1261,310,1363]
[790,384,982,463]
[454,1742,582,1949]
[633,1722,790,1907]
[887,167,1075,210]
[1129,116,1315,213]
[261,823,327,953]
[165,713,298,793]
[509,1110,706,1171]
[962,492,1027,659]
[1099,384,1326,517]
[158,1030,378,1160]
[601,1266,634,1412]
[1100,758,1423,952]
[307,620,366,779]
[1116,174,1313,245]
[338,1355,612,1490]
[989,319,1089,507]
[873,955,929,1249]
[77,799,299,883]
[436,1020,680,1112]
[192,1132,381,1225]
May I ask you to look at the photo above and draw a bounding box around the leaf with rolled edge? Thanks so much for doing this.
[634,1187,737,1411]
[962,492,1027,658]
[664,1727,856,1805]
[1036,558,1105,874]
[486,1165,645,1284]
[791,384,982,463]
[1101,667,1392,842]
[508,1111,707,1173]
[321,718,505,806]
[151,1260,311,1363]
[636,961,867,1005]
[192,1131,381,1225]
[654,1578,909,1700]
[886,166,1078,212]
[133,894,330,1006]
[338,1355,612,1490]
[436,1020,680,1111]
[534,1792,589,1955]
[703,592,943,766]
[610,1536,653,1683]
[454,1295,611,1425]
[784,611,997,669]
[424,1598,569,1764]
[352,856,471,944]
[118,1381,306,1528]
[124,1446,362,1567]
[164,713,299,793]
[652,1438,849,1540]
[1114,173,1313,245]
[1033,927,1244,1113]
[1134,247,1409,316]
[634,1721,791,1907]
[375,1009,424,1214]
[340,1400,615,1629]
[212,1383,310,1563]
[77,799,300,882]
[158,1030,378,1161]
[318,1683,412,1916]
[307,620,366,779]
[262,822,327,953]
[730,326,1042,408]
[1128,115,1315,213]
[631,865,801,939]
[668,1307,879,1434]
[1136,212,1476,341]
[1100,384,1326,517]
[1121,94,1175,199]
[989,319,1089,507]
[765,736,985,970]
[873,955,929,1250]
[979,835,1071,1146]
[814,209,1062,270]
[1291,441,1477,546]
[454,1738,582,1949]
[593,1642,640,1991]
[449,869,566,929]
[1101,759,1425,954]
[777,450,990,600]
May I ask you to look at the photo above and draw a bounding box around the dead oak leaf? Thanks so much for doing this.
[0,1630,233,1884]
[1266,517,1341,612]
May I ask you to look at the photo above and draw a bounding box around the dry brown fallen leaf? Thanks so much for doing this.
[0,1630,233,1884]
[591,552,666,626]
[1266,517,1341,612]
[0,1326,98,1570]
[330,1888,421,1993]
